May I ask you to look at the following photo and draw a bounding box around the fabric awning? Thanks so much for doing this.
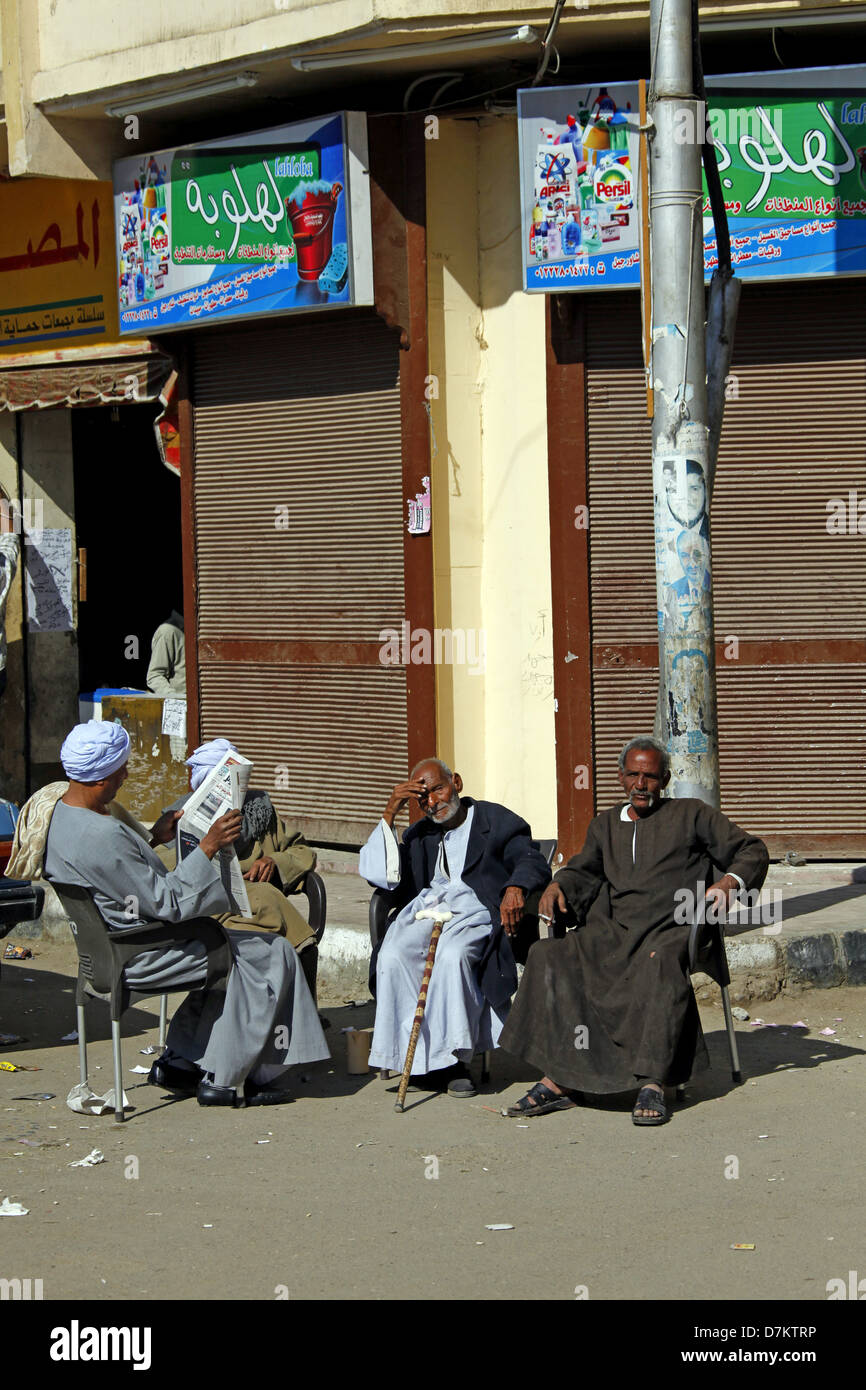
[0,340,174,411]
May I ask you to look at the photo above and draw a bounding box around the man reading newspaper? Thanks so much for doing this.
[175,746,254,918]
[156,738,321,1005]
[40,721,329,1108]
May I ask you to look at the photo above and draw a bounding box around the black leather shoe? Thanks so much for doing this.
[243,1080,293,1107]
[446,1063,477,1098]
[413,1062,476,1096]
[196,1080,239,1107]
[147,1059,200,1095]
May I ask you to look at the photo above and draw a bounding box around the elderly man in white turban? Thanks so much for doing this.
[39,721,329,1107]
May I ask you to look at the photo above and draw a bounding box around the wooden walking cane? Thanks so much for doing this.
[394,908,451,1112]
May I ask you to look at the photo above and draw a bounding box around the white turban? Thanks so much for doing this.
[60,720,130,782]
[186,738,238,791]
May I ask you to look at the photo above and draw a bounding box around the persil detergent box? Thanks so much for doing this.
[593,154,634,212]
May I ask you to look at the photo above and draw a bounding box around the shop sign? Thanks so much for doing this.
[518,67,866,291]
[0,180,119,351]
[113,111,373,333]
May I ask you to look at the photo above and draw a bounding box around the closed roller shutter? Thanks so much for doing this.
[191,312,408,843]
[586,281,866,856]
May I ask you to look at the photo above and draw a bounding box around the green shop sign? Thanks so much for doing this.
[171,146,322,263]
[699,93,866,217]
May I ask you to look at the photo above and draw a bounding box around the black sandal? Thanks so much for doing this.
[504,1081,576,1118]
[632,1086,669,1126]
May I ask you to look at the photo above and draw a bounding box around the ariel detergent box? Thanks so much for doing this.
[519,83,642,290]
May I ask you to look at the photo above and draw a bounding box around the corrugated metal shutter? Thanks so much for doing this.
[586,281,866,855]
[191,312,408,843]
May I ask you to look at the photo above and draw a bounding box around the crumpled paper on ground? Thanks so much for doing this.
[66,1081,130,1115]
[0,1197,29,1215]
[68,1148,105,1168]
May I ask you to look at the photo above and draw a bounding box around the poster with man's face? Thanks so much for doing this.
[654,454,712,637]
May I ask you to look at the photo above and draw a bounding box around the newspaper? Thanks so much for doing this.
[177,751,253,918]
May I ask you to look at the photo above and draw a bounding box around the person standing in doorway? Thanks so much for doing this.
[146,609,185,695]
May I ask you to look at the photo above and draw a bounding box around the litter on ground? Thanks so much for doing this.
[0,1197,29,1215]
[68,1148,106,1168]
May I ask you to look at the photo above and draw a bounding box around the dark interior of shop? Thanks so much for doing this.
[71,402,183,694]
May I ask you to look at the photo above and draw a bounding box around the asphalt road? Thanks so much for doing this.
[1,941,864,1307]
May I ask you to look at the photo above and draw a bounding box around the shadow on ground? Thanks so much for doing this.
[3,966,863,1122]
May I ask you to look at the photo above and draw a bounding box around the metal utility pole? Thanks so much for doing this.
[647,0,719,805]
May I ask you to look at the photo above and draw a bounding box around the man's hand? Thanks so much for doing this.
[383,780,427,827]
[149,809,183,846]
[538,881,568,924]
[243,855,277,884]
[500,885,526,936]
[703,874,740,917]
[199,810,243,859]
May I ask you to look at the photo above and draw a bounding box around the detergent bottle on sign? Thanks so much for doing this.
[608,110,631,153]
[529,203,544,260]
[557,115,584,163]
[578,172,600,253]
[562,213,582,256]
[581,118,611,171]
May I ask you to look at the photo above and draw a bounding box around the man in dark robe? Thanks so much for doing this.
[500,736,769,1125]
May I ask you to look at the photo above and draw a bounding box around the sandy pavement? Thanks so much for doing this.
[1,939,864,1305]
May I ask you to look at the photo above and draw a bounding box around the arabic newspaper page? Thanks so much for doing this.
[177,752,253,917]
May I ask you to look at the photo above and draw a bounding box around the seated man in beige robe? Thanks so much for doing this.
[156,739,321,1005]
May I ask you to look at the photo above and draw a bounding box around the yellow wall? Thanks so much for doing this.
[426,116,556,837]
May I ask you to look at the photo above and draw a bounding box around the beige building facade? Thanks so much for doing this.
[0,1,862,855]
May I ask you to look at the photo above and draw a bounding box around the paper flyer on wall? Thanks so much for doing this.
[177,752,253,917]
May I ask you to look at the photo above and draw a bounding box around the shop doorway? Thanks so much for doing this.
[71,404,183,693]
